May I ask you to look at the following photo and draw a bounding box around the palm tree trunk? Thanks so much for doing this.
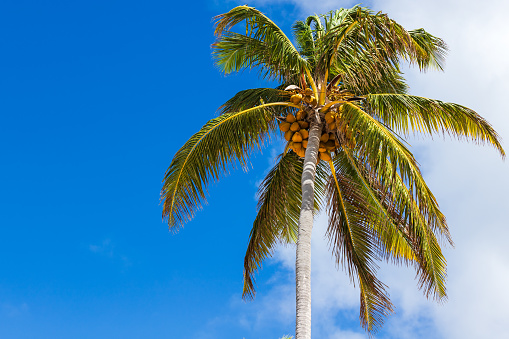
[295,118,322,339]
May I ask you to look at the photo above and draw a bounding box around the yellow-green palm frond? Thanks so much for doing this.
[318,7,412,76]
[338,143,448,300]
[292,20,316,66]
[326,159,393,333]
[365,93,505,157]
[341,102,451,242]
[243,153,328,299]
[335,148,416,264]
[330,50,409,94]
[318,7,447,83]
[377,157,448,300]
[161,102,294,230]
[212,6,308,81]
[219,88,292,115]
[409,29,447,71]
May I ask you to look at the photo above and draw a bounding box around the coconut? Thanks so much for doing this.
[286,113,296,123]
[297,148,306,158]
[293,142,302,151]
[296,110,306,120]
[309,96,317,106]
[319,152,331,161]
[292,132,303,143]
[325,140,335,151]
[318,142,326,152]
[298,121,309,129]
[290,93,303,104]
[299,129,309,139]
[302,140,308,148]
[279,122,291,132]
[325,112,335,124]
[284,131,294,141]
[290,122,300,132]
[329,122,337,130]
[329,132,336,140]
[320,134,329,143]
[304,88,313,95]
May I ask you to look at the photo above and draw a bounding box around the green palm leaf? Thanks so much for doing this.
[336,148,417,263]
[365,93,505,157]
[326,159,393,332]
[162,102,295,230]
[409,29,447,71]
[213,6,309,81]
[219,88,291,115]
[243,152,328,299]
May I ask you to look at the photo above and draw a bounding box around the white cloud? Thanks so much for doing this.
[217,0,509,337]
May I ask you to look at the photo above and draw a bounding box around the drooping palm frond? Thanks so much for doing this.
[162,102,297,230]
[292,20,316,65]
[317,7,409,75]
[335,148,417,264]
[330,50,409,95]
[326,159,393,333]
[341,102,451,242]
[338,146,448,300]
[317,7,448,83]
[243,153,328,299]
[409,29,448,71]
[365,93,505,157]
[219,88,291,115]
[213,5,309,81]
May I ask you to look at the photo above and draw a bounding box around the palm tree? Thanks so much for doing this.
[161,5,504,338]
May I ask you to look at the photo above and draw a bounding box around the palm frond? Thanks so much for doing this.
[219,88,291,115]
[336,148,416,263]
[338,146,448,299]
[243,153,328,299]
[292,20,316,65]
[161,102,295,230]
[365,93,505,157]
[318,7,448,84]
[377,157,449,300]
[409,29,448,71]
[326,159,393,332]
[213,6,309,81]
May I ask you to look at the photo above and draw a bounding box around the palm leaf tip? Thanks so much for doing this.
[161,102,290,231]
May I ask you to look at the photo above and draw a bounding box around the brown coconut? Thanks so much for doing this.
[296,110,306,120]
[319,152,332,161]
[292,132,303,143]
[284,131,294,141]
[290,94,303,104]
[279,122,291,132]
[299,129,309,139]
[290,122,300,132]
[298,121,309,129]
[325,112,335,124]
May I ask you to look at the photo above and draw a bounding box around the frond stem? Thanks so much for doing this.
[166,101,301,224]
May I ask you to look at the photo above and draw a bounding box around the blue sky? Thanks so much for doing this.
[1,1,509,338]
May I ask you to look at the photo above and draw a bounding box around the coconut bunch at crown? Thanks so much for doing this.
[279,87,352,162]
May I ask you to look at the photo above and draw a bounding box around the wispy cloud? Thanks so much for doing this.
[213,0,509,337]
[203,1,509,337]
[1,302,29,318]
[88,238,130,268]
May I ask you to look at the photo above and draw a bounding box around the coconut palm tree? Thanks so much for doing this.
[161,5,504,338]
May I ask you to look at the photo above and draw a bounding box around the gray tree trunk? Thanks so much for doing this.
[295,118,322,339]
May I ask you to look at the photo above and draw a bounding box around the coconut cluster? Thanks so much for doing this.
[279,89,343,162]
